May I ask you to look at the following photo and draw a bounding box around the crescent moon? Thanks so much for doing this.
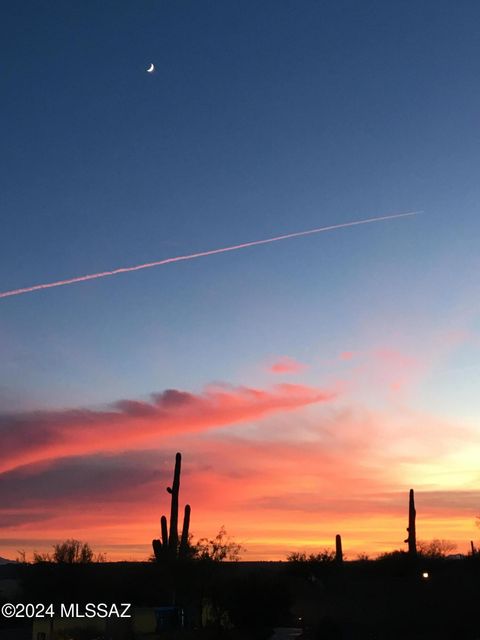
[147,63,155,73]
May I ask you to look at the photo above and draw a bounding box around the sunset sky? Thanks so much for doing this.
[1,1,480,561]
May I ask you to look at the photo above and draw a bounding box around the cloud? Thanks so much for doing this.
[0,383,335,473]
[269,357,306,374]
[372,348,421,391]
[0,398,478,561]
[339,351,356,361]
[336,347,422,395]
[254,490,480,517]
[1,357,478,561]
[0,452,170,510]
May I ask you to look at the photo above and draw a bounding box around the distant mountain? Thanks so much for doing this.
[0,557,16,564]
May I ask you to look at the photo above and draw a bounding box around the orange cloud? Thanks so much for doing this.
[2,356,478,562]
[1,408,478,562]
[0,383,335,473]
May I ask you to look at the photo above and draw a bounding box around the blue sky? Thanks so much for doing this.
[1,1,480,559]
[2,0,480,406]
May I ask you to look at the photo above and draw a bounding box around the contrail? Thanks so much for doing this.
[0,210,420,299]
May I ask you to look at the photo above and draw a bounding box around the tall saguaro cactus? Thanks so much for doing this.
[152,452,191,561]
[404,488,417,558]
[167,452,182,553]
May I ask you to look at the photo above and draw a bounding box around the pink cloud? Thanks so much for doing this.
[0,396,477,561]
[0,382,335,473]
[339,351,356,361]
[335,346,423,396]
[2,336,478,561]
[269,356,306,374]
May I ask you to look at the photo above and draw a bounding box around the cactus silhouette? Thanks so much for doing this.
[161,515,169,548]
[167,452,181,553]
[335,534,343,564]
[404,488,417,558]
[152,452,191,561]
[179,504,191,557]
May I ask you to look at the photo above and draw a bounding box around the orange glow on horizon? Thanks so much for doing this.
[1,356,479,564]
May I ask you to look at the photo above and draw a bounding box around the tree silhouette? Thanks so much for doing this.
[417,539,457,558]
[195,526,244,561]
[33,539,101,563]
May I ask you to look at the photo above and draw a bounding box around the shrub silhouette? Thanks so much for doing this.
[33,539,101,563]
[195,526,244,561]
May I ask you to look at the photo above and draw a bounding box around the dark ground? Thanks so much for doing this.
[1,556,480,639]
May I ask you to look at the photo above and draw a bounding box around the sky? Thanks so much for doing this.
[1,0,480,561]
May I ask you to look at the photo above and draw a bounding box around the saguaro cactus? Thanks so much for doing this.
[152,452,191,561]
[335,534,343,564]
[404,488,417,558]
[168,452,182,553]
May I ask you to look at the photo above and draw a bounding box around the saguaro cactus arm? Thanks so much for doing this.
[161,515,169,548]
[179,504,191,557]
[152,539,162,561]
